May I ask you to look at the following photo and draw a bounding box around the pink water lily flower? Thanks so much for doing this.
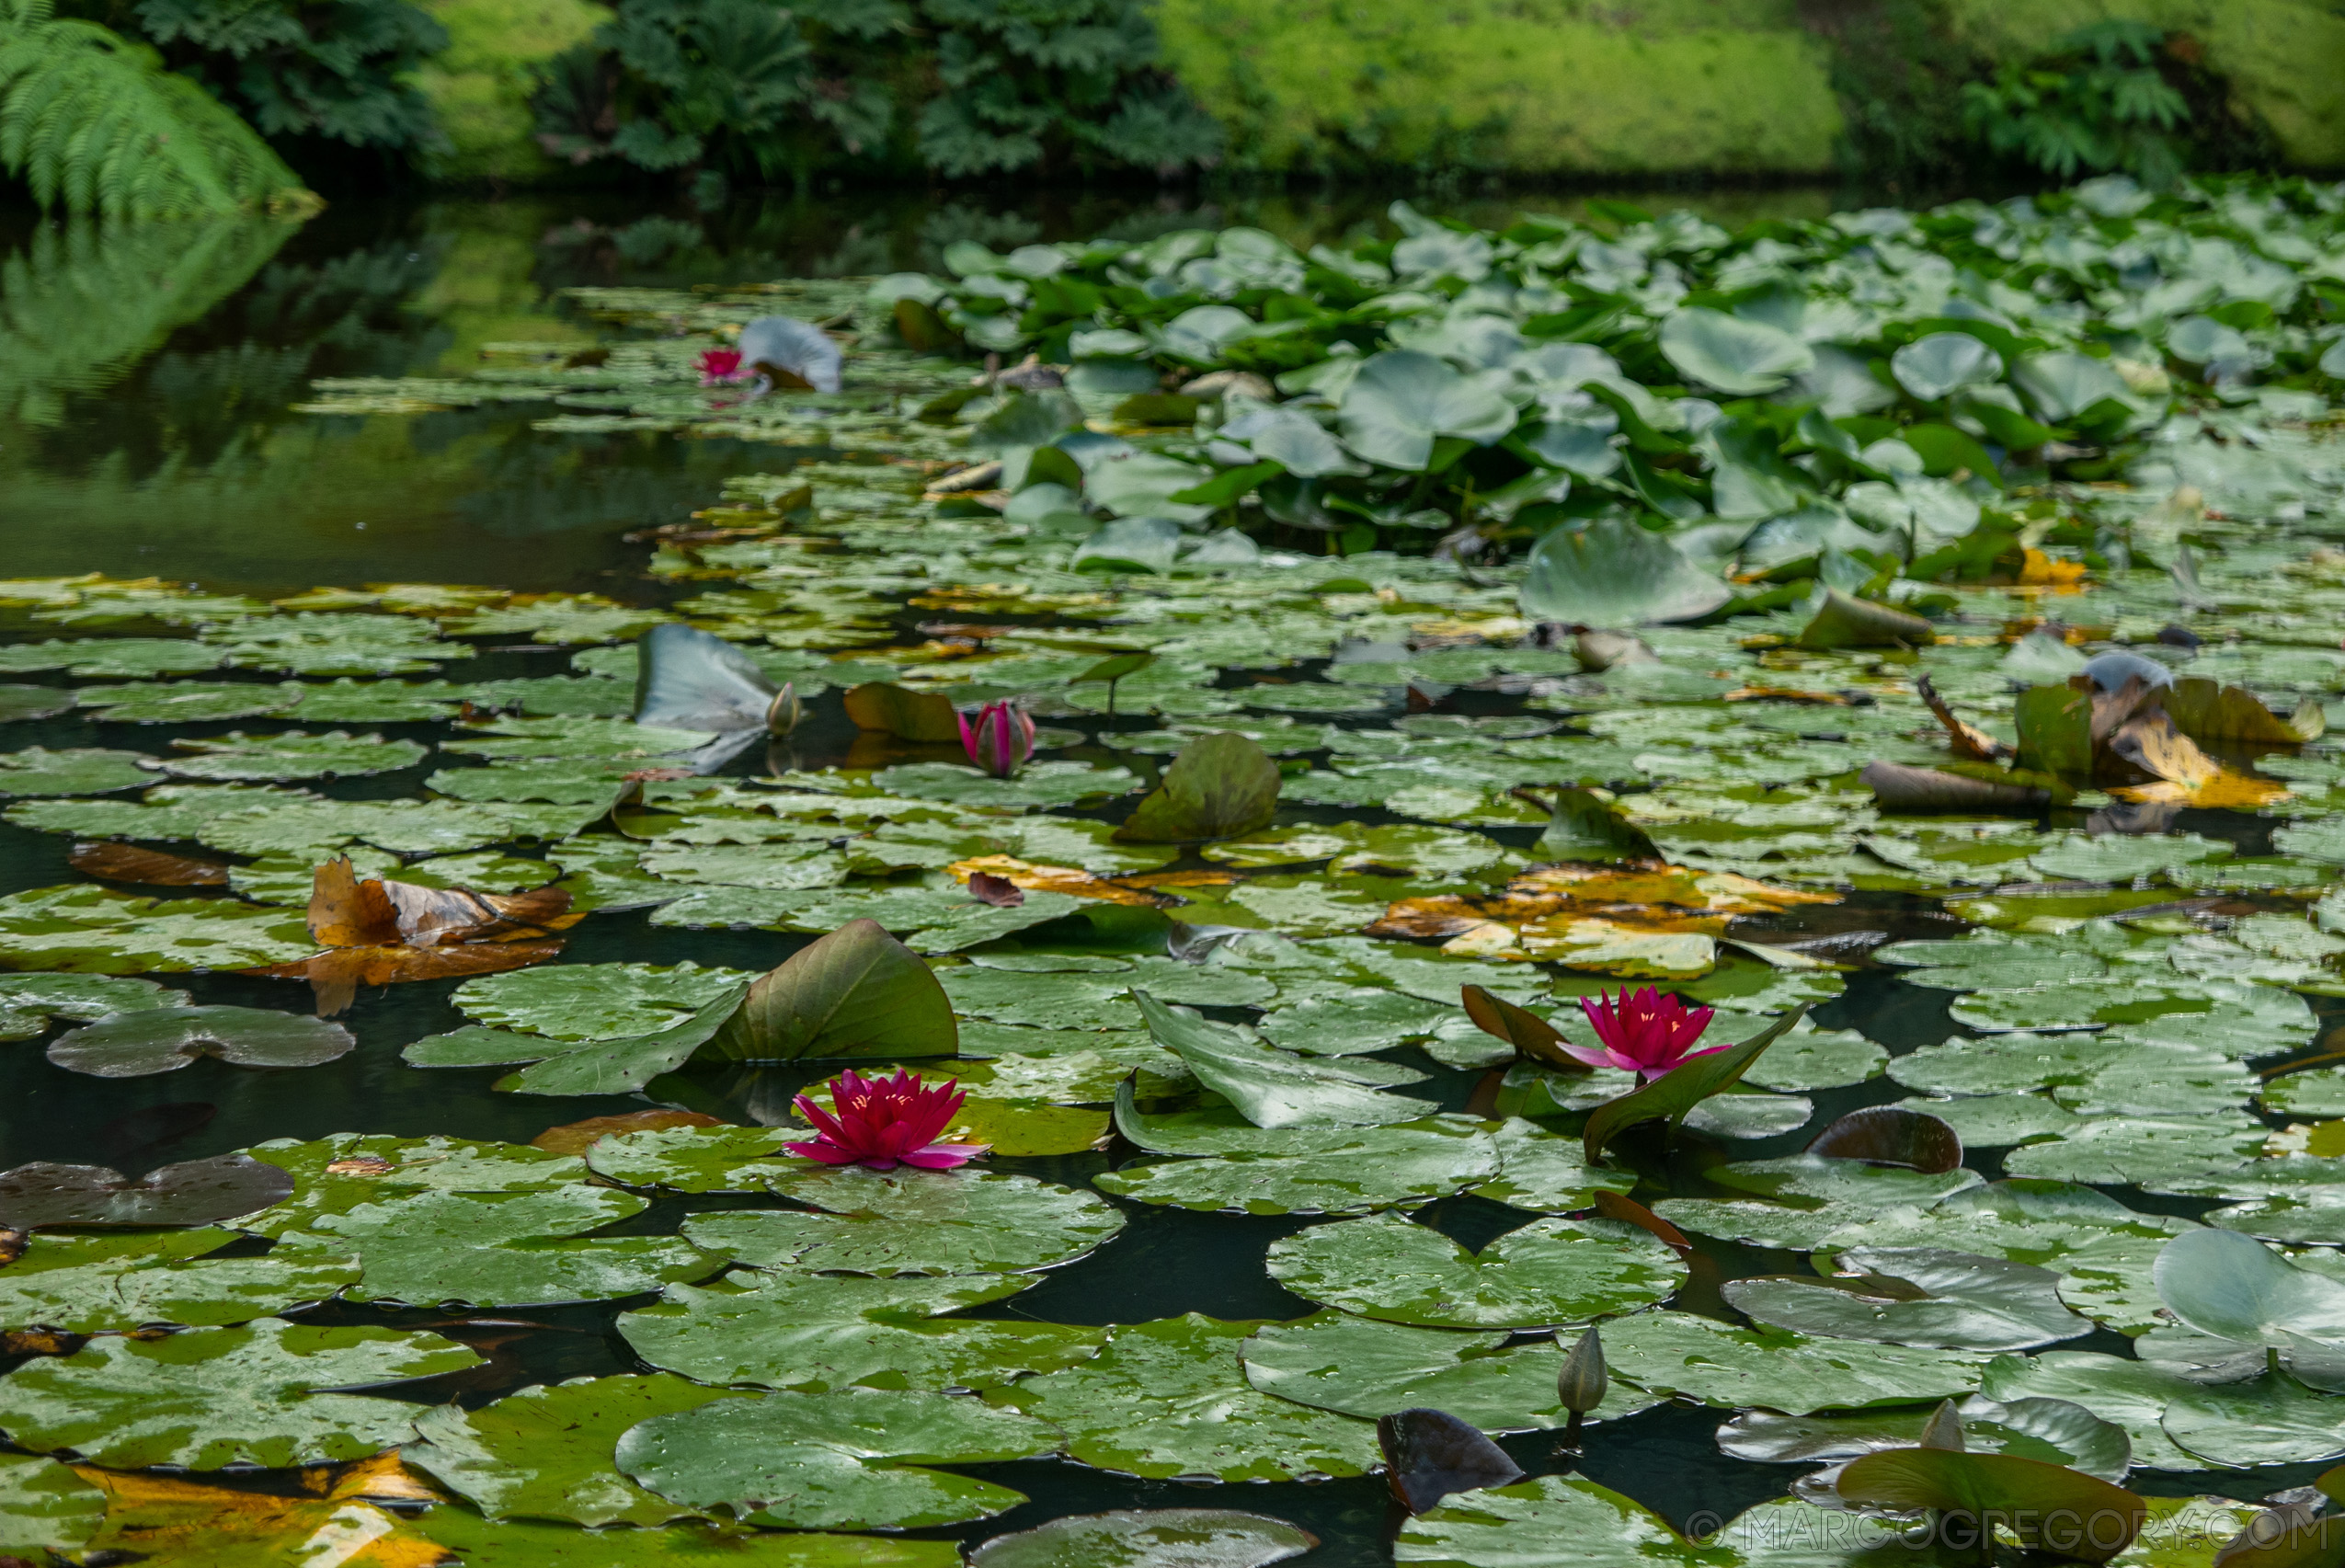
[1564,987,1722,1082]
[958,701,1035,778]
[698,348,750,385]
[785,1068,989,1171]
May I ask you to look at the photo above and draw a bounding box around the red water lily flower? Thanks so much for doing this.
[958,701,1035,778]
[1564,987,1721,1082]
[785,1068,988,1170]
[698,348,750,385]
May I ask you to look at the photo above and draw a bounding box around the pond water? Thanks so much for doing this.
[2,177,2343,1567]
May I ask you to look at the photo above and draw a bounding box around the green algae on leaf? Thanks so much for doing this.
[0,1317,480,1470]
[992,1313,1380,1482]
[615,1388,1057,1530]
[1265,1213,1684,1330]
[411,1508,960,1566]
[453,961,753,1041]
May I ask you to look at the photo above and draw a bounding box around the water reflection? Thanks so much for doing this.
[2,182,1848,593]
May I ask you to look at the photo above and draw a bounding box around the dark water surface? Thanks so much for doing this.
[0,185,2300,1564]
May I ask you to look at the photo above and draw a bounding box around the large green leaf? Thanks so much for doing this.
[1600,1310,1988,1413]
[1520,516,1733,627]
[613,1388,1058,1530]
[1394,1474,1707,1568]
[0,1450,104,1553]
[0,1229,356,1333]
[1334,350,1516,471]
[1836,1448,2145,1561]
[1115,732,1281,842]
[407,1373,752,1526]
[685,1166,1123,1276]
[0,1317,479,1469]
[708,918,957,1060]
[1264,1212,1684,1328]
[413,1509,958,1567]
[992,1313,1380,1482]
[46,1004,351,1077]
[1658,308,1814,395]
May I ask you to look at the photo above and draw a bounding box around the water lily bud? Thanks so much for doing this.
[1557,1326,1607,1414]
[1917,1399,1965,1451]
[764,681,802,736]
[957,701,1035,778]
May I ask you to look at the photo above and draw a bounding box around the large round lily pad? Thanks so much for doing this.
[47,1006,353,1077]
[1265,1213,1684,1329]
[688,1167,1123,1276]
[0,1152,293,1229]
[1600,1310,1989,1413]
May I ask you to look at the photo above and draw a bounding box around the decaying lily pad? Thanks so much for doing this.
[0,1152,292,1228]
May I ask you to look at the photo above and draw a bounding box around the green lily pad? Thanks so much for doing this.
[0,886,316,974]
[406,1373,753,1526]
[1240,1310,1655,1434]
[708,919,958,1061]
[1723,1247,2093,1351]
[1096,1116,1499,1215]
[47,1005,352,1077]
[1976,1350,2215,1471]
[234,1132,587,1236]
[1265,1212,1685,1329]
[0,1316,480,1469]
[968,1509,1320,1568]
[1135,990,1425,1127]
[0,1229,356,1333]
[585,1125,814,1193]
[1720,1393,2129,1480]
[1740,1024,1888,1091]
[1600,1310,1989,1413]
[1393,1474,1705,1568]
[155,730,429,782]
[1467,1118,1638,1213]
[1520,515,1732,627]
[684,1167,1123,1276]
[615,1387,1058,1530]
[1709,1153,1983,1208]
[0,1449,105,1553]
[1115,732,1281,843]
[411,1509,959,1566]
[0,970,188,1039]
[618,1271,1101,1393]
[453,961,753,1041]
[0,747,154,798]
[992,1313,1379,1482]
[2000,1116,2270,1185]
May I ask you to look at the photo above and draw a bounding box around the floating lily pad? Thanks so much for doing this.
[618,1271,1100,1393]
[969,1509,1319,1568]
[412,1509,959,1567]
[1723,1247,2092,1351]
[47,1005,353,1077]
[0,886,316,973]
[615,1388,1057,1530]
[585,1124,813,1193]
[234,1132,587,1236]
[0,1152,292,1229]
[453,961,753,1041]
[0,1450,105,1553]
[0,1229,356,1333]
[1392,1474,1703,1568]
[156,730,429,781]
[686,1167,1123,1276]
[0,747,154,798]
[1468,1119,1638,1213]
[0,1316,480,1469]
[1266,1213,1685,1329]
[0,970,187,1039]
[1600,1310,1988,1413]
[994,1313,1380,1482]
[1976,1351,2215,1471]
[1240,1310,1655,1434]
[1097,1116,1499,1215]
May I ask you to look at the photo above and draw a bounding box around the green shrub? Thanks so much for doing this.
[535,0,1221,188]
[0,0,314,217]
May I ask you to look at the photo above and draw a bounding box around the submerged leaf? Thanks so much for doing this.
[0,1152,291,1229]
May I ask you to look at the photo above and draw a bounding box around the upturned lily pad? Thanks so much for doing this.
[1265,1213,1685,1329]
[993,1313,1380,1482]
[1115,732,1281,843]
[406,1373,753,1526]
[0,1316,480,1469]
[685,1167,1123,1276]
[1600,1310,1988,1413]
[614,1388,1058,1530]
[969,1509,1319,1568]
[1835,1447,2145,1561]
[47,1006,353,1077]
[1240,1310,1655,1434]
[708,919,957,1060]
[1977,1351,2215,1471]
[1519,516,1732,627]
[618,1272,1100,1393]
[1722,1247,2092,1351]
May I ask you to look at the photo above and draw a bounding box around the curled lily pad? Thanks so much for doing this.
[1265,1212,1684,1329]
[1115,732,1281,843]
[1379,1407,1524,1515]
[969,1509,1319,1568]
[2152,1227,2345,1372]
[708,918,957,1061]
[47,1005,352,1077]
[1836,1447,2145,1562]
[0,1152,292,1229]
[1807,1106,1963,1173]
[615,1388,1054,1531]
[1520,515,1732,628]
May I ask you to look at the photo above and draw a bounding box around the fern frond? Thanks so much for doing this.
[0,6,313,219]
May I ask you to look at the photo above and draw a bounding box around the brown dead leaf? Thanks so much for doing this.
[72,1467,452,1568]
[324,1156,395,1177]
[0,1227,23,1268]
[251,941,566,1018]
[67,841,230,887]
[1594,1190,1693,1256]
[967,871,1025,907]
[1505,864,1837,916]
[949,854,1171,908]
[1,1329,81,1356]
[531,1109,724,1157]
[1916,673,2008,761]
[331,1450,447,1505]
[2109,713,2292,809]
[2088,674,2160,751]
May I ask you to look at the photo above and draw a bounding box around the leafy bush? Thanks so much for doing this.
[85,0,448,163]
[534,0,1221,187]
[0,0,313,217]
[1962,21,2215,188]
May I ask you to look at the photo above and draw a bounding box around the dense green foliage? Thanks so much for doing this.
[1963,21,2224,187]
[116,0,448,161]
[533,0,1221,189]
[0,0,312,217]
